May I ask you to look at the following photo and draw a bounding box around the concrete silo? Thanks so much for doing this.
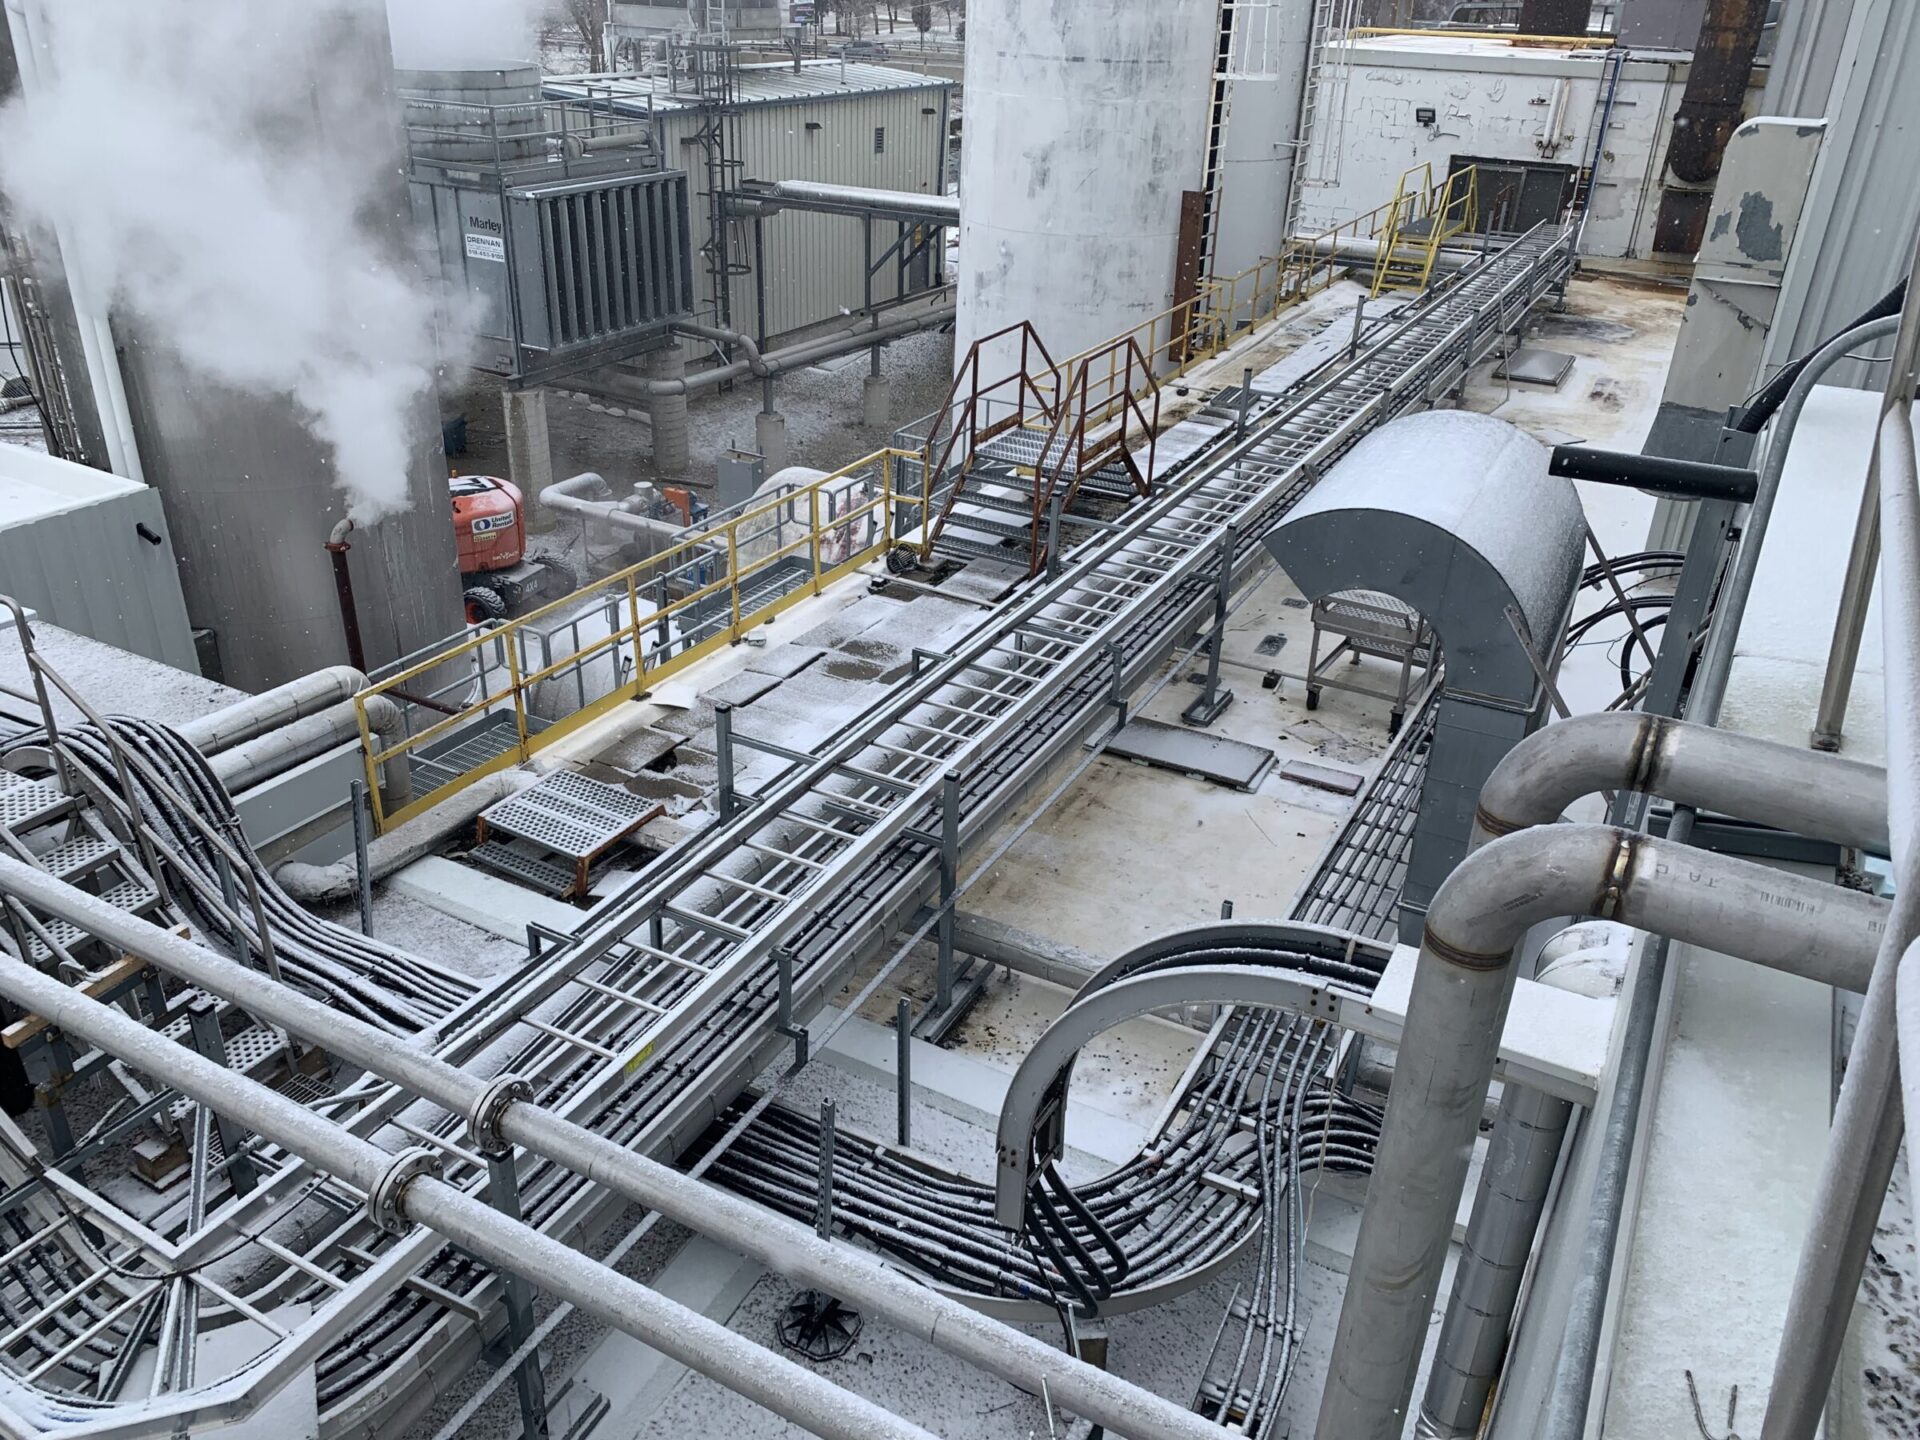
[955,0,1219,365]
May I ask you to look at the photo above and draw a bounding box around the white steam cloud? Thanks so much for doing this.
[388,0,539,71]
[0,0,535,523]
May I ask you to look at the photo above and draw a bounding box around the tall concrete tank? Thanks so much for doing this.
[955,0,1217,366]
[2,6,465,691]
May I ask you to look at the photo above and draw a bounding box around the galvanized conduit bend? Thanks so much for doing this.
[1315,825,1889,1440]
[0,948,932,1440]
[1419,711,1889,1438]
[0,857,1238,1440]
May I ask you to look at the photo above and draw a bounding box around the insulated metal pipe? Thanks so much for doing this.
[1419,1085,1575,1437]
[211,694,408,804]
[540,472,690,548]
[175,665,371,756]
[1316,826,1888,1440]
[632,304,956,397]
[1472,710,1890,854]
[0,949,934,1440]
[0,857,1238,1440]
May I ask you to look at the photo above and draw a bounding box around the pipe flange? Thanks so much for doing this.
[367,1147,442,1236]
[467,1075,532,1158]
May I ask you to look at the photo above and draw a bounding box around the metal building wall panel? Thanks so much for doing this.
[1296,44,1697,260]
[0,488,198,673]
[1762,0,1920,390]
[658,83,948,344]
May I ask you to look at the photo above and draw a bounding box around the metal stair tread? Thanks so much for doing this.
[35,833,119,882]
[468,839,578,897]
[0,777,74,831]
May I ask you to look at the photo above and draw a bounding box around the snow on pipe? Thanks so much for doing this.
[0,856,1241,1440]
[1316,825,1890,1440]
[763,180,960,223]
[1421,710,1891,1437]
[0,945,934,1440]
[173,665,369,757]
[540,471,689,547]
[210,693,408,805]
[271,767,537,905]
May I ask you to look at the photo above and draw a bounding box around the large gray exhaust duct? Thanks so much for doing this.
[1263,411,1586,943]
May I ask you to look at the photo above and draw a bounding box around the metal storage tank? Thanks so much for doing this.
[2,5,465,692]
[956,0,1217,366]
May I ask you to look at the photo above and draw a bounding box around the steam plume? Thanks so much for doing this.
[0,0,534,523]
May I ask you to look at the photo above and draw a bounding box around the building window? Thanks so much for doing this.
[873,126,886,155]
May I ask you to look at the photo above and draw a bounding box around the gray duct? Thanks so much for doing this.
[1263,411,1585,942]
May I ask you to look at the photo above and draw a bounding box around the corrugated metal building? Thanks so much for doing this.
[545,62,952,345]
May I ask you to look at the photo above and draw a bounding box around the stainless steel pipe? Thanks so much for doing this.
[1473,709,1889,854]
[0,948,934,1440]
[1425,708,1889,1436]
[1542,310,1909,1440]
[1316,825,1888,1440]
[1761,261,1920,1438]
[0,856,1236,1440]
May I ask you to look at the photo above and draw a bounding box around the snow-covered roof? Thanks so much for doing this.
[545,59,951,116]
[0,445,143,531]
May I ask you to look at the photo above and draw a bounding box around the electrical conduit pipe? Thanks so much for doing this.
[0,945,935,1440]
[1315,826,1889,1440]
[0,856,1239,1440]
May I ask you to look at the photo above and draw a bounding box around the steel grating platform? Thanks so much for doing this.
[476,771,665,897]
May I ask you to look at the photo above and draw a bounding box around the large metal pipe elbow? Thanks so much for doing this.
[1319,825,1888,1440]
[1473,711,1889,855]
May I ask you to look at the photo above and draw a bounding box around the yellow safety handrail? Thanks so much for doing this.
[355,451,910,830]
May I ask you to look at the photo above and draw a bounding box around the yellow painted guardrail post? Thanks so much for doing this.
[810,483,823,594]
[503,632,531,762]
[727,523,742,640]
[354,696,384,830]
[626,570,644,699]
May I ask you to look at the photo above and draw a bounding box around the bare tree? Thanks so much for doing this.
[560,0,608,71]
